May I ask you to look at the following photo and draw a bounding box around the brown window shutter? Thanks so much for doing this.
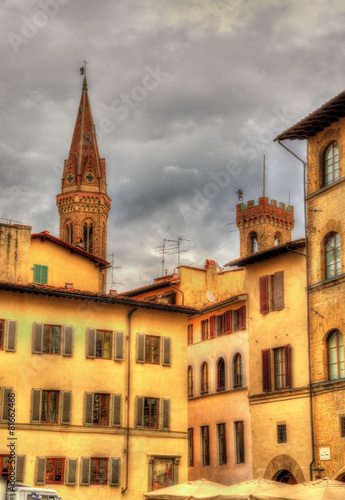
[110,457,121,486]
[135,396,144,428]
[84,392,94,425]
[66,458,78,485]
[162,399,170,431]
[63,326,73,356]
[114,331,125,361]
[80,457,91,486]
[239,306,246,330]
[32,323,43,354]
[223,310,232,333]
[35,457,46,485]
[162,337,171,366]
[31,389,42,423]
[86,328,96,358]
[112,394,122,427]
[1,387,13,421]
[273,271,284,310]
[284,344,291,388]
[259,276,269,314]
[15,455,26,483]
[61,390,72,424]
[262,349,271,392]
[6,320,17,352]
[209,316,215,338]
[136,334,145,363]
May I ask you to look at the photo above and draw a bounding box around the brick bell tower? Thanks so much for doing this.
[56,72,111,261]
[236,197,294,258]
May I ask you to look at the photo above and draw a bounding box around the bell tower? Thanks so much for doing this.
[56,72,111,261]
[236,196,294,258]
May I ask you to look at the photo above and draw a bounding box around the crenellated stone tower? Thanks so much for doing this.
[236,196,294,258]
[56,75,111,261]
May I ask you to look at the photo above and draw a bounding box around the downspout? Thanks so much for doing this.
[122,307,137,495]
[169,283,184,306]
[277,140,315,480]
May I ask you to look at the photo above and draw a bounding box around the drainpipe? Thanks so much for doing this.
[169,283,184,306]
[277,140,315,480]
[122,307,137,494]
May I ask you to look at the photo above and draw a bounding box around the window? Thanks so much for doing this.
[0,455,10,478]
[31,389,72,425]
[277,424,287,444]
[136,334,170,366]
[216,315,223,336]
[201,426,210,466]
[43,325,60,354]
[323,141,339,186]
[86,329,124,361]
[188,366,194,398]
[259,271,284,313]
[83,221,93,253]
[201,362,209,394]
[0,320,3,350]
[250,232,258,254]
[45,458,65,484]
[95,330,112,359]
[274,232,282,246]
[188,429,194,467]
[144,398,159,428]
[325,232,341,279]
[135,397,169,430]
[218,423,227,465]
[328,330,344,380]
[188,324,193,345]
[201,320,209,341]
[65,221,73,244]
[340,416,345,437]
[41,390,59,423]
[274,346,291,389]
[80,457,120,486]
[234,353,243,388]
[84,393,110,426]
[217,358,225,391]
[33,324,73,356]
[234,421,245,463]
[90,458,108,485]
[33,264,48,284]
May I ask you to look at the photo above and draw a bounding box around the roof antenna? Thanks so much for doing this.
[262,154,266,197]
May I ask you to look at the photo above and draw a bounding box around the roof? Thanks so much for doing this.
[225,238,305,267]
[274,88,345,141]
[198,294,247,313]
[0,281,198,315]
[119,277,181,297]
[31,232,110,268]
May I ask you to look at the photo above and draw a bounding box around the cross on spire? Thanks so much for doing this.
[80,60,87,76]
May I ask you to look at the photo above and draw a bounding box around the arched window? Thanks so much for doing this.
[325,232,341,279]
[249,232,258,254]
[83,221,93,253]
[188,366,194,398]
[201,362,209,395]
[65,221,73,245]
[328,330,344,380]
[234,353,243,388]
[274,232,282,246]
[323,141,339,186]
[217,358,225,392]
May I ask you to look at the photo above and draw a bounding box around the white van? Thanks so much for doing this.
[0,480,61,500]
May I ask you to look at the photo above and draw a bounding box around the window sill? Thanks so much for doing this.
[309,273,345,291]
[306,176,345,200]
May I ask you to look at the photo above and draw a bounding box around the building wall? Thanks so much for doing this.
[0,224,31,284]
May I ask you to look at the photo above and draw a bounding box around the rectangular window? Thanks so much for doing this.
[41,391,59,423]
[201,426,210,466]
[274,345,291,389]
[145,336,160,364]
[201,320,209,341]
[0,455,10,478]
[277,424,287,444]
[341,416,345,438]
[92,394,110,426]
[218,423,227,465]
[95,330,112,359]
[216,315,223,336]
[232,310,240,331]
[234,421,245,463]
[90,458,108,485]
[188,428,194,467]
[33,264,48,285]
[0,320,3,350]
[43,325,61,354]
[259,272,284,313]
[45,458,65,484]
[187,324,193,345]
[144,398,159,428]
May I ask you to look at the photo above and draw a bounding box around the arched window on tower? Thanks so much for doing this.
[65,221,73,245]
[325,232,341,279]
[323,141,339,186]
[83,221,93,253]
[249,232,258,254]
[327,330,344,380]
[274,232,282,246]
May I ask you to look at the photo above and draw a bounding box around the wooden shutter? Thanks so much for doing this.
[239,306,246,330]
[135,396,144,427]
[66,458,78,485]
[33,264,41,283]
[109,458,121,486]
[80,457,91,486]
[273,271,284,311]
[114,331,125,361]
[162,337,171,366]
[262,349,271,392]
[86,328,96,358]
[84,392,94,425]
[136,334,145,363]
[35,457,46,485]
[1,387,13,421]
[32,323,43,354]
[61,391,72,424]
[15,455,25,483]
[223,310,232,333]
[31,389,42,423]
[162,398,170,431]
[209,316,216,338]
[63,326,73,356]
[41,265,48,284]
[5,320,17,352]
[284,344,291,388]
[259,276,269,314]
[112,394,122,427]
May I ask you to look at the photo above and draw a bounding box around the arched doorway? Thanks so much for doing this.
[273,469,297,484]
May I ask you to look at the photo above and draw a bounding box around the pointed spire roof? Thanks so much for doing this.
[61,76,107,193]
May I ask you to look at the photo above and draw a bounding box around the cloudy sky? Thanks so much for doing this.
[1,0,344,291]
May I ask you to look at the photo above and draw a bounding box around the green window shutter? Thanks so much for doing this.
[61,391,72,425]
[63,326,74,356]
[112,394,122,427]
[86,328,96,358]
[114,331,125,361]
[66,458,78,486]
[6,320,17,352]
[80,457,91,486]
[33,264,48,284]
[15,455,26,483]
[136,334,145,363]
[32,323,43,354]
[110,458,121,486]
[31,389,42,423]
[162,337,171,366]
[35,457,46,485]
